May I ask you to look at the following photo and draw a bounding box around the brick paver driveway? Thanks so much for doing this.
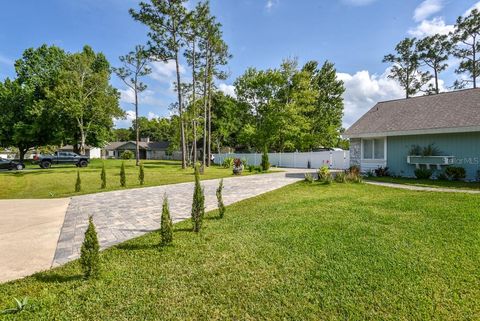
[53,169,311,266]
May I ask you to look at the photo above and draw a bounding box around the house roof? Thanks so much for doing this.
[104,141,169,151]
[59,145,97,150]
[344,88,480,138]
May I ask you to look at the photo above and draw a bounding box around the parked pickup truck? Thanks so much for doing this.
[33,151,89,169]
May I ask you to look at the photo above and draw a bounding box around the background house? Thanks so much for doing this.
[344,89,480,180]
[58,145,102,159]
[104,139,170,160]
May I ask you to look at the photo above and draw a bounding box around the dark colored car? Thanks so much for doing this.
[33,151,90,169]
[0,157,25,170]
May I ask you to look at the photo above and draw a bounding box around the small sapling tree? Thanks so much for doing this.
[160,194,173,245]
[216,179,225,218]
[80,216,100,279]
[191,164,205,232]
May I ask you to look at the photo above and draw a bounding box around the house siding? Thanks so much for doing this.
[386,132,480,180]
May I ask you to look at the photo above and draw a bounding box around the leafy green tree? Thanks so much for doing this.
[75,170,82,192]
[191,164,205,232]
[113,45,151,166]
[130,0,189,169]
[111,128,133,141]
[120,161,126,187]
[452,8,480,88]
[416,35,452,94]
[47,46,123,155]
[160,194,173,245]
[383,38,430,98]
[80,216,100,279]
[101,162,107,189]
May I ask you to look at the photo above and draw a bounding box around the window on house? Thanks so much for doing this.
[363,138,385,160]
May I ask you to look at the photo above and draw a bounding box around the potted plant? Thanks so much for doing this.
[233,158,243,175]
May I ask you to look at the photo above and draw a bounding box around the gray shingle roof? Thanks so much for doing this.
[344,88,480,138]
[104,141,170,151]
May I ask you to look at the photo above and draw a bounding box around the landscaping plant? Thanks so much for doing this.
[445,166,466,180]
[80,216,100,279]
[120,162,126,187]
[191,165,205,232]
[304,173,314,183]
[222,157,234,168]
[261,147,270,171]
[374,166,390,177]
[317,165,331,182]
[139,162,145,185]
[121,150,134,160]
[100,162,107,189]
[1,297,28,315]
[334,171,347,183]
[216,179,226,218]
[75,170,81,192]
[160,194,173,246]
[414,168,433,179]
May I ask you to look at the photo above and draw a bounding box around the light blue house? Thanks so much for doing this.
[344,89,480,180]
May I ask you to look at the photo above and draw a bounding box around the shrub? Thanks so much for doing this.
[100,162,106,189]
[374,166,389,177]
[304,173,314,183]
[349,165,360,176]
[191,165,205,232]
[241,158,248,167]
[216,179,226,218]
[120,162,126,187]
[75,170,81,192]
[247,165,255,172]
[121,150,134,160]
[233,158,243,175]
[254,165,263,173]
[80,216,100,279]
[408,143,442,156]
[222,157,234,168]
[160,194,173,246]
[261,147,270,171]
[414,168,433,179]
[334,171,347,183]
[317,165,331,182]
[139,162,145,185]
[347,171,363,183]
[408,144,422,156]
[445,166,466,180]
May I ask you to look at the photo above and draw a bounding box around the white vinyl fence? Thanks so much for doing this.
[213,151,350,169]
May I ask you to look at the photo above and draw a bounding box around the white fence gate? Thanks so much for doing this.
[213,151,350,169]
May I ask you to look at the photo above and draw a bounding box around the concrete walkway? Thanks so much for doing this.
[366,181,480,194]
[52,169,311,266]
[0,199,70,283]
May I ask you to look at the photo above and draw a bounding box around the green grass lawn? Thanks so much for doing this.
[366,176,480,190]
[1,182,480,320]
[0,159,262,199]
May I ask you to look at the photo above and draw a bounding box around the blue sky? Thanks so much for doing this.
[0,0,478,128]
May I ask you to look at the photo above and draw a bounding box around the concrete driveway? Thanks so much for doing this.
[0,199,70,283]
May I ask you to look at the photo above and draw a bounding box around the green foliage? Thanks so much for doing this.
[121,150,134,160]
[374,167,390,177]
[100,162,106,189]
[261,147,270,171]
[222,157,234,168]
[346,166,363,183]
[304,173,314,183]
[120,162,126,187]
[75,170,81,192]
[1,297,28,315]
[80,216,100,279]
[191,165,205,232]
[445,166,466,180]
[317,165,331,182]
[160,194,173,246]
[216,179,226,218]
[139,162,145,185]
[334,172,347,183]
[414,168,433,179]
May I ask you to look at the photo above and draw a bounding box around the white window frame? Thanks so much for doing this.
[361,137,387,161]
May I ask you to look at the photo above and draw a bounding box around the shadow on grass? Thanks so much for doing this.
[115,242,158,251]
[174,227,194,233]
[34,273,83,283]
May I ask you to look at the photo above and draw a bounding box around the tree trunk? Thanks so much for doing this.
[207,64,212,167]
[201,48,209,172]
[135,86,140,166]
[175,53,187,169]
[434,68,439,94]
[18,147,27,162]
[192,39,197,166]
[473,42,477,89]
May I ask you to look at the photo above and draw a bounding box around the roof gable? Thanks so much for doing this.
[344,89,480,138]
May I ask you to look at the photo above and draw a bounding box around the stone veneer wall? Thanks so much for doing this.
[349,138,361,167]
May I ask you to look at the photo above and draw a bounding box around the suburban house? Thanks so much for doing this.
[343,88,480,180]
[58,145,102,159]
[104,139,170,160]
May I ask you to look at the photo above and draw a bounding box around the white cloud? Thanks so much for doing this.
[147,112,159,120]
[408,17,454,37]
[119,87,164,107]
[413,0,444,22]
[115,110,136,129]
[341,0,377,6]
[149,60,185,82]
[265,0,278,11]
[465,1,480,15]
[338,69,405,128]
[218,83,236,97]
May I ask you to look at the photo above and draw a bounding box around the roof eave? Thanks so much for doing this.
[343,125,480,139]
